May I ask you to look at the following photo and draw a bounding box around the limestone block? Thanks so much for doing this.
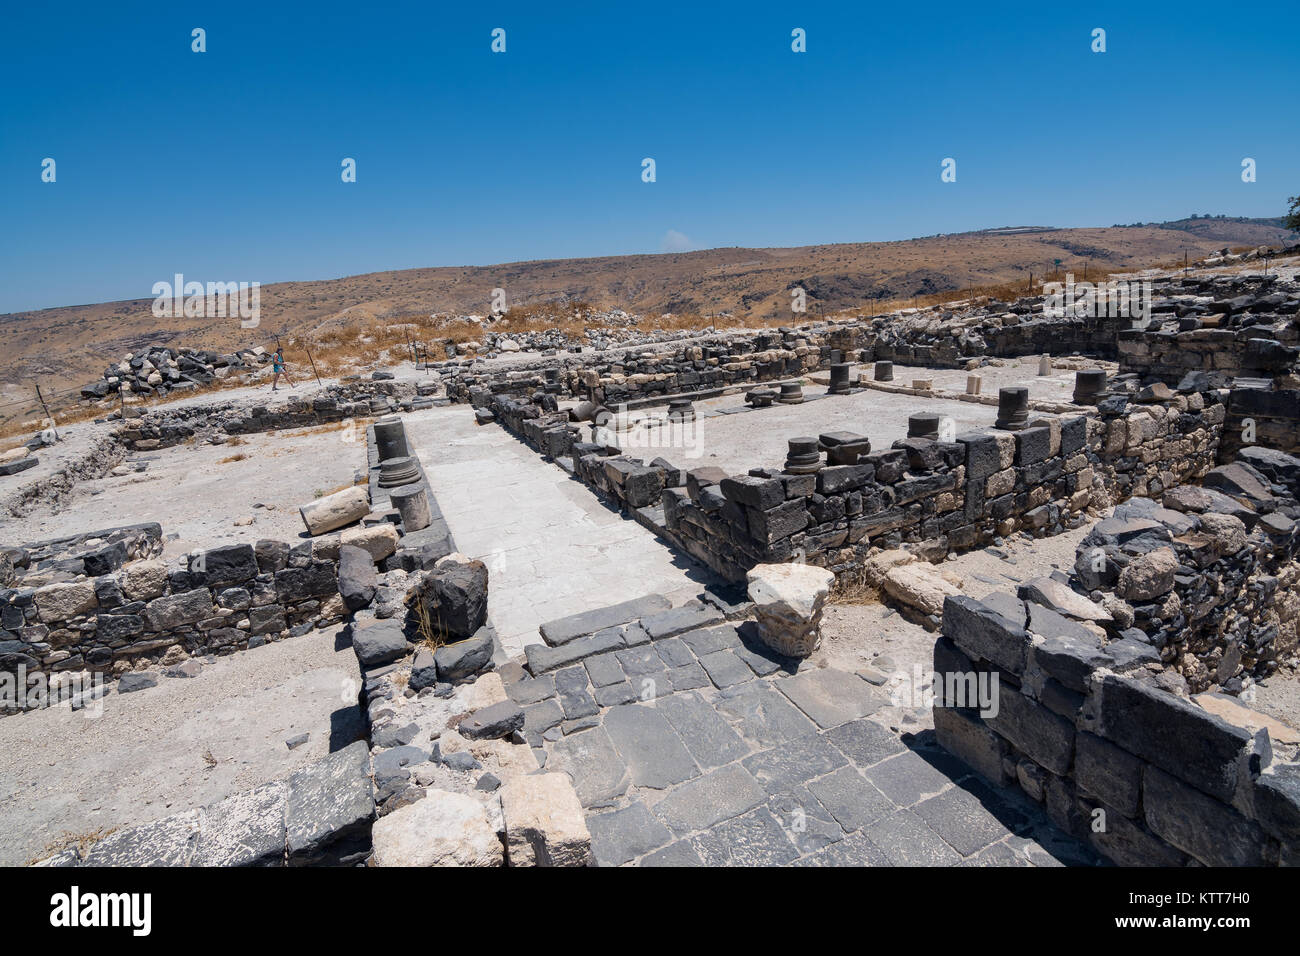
[300,486,370,536]
[370,790,502,867]
[500,773,592,867]
[340,522,400,562]
[34,581,98,623]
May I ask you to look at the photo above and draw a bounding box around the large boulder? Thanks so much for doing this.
[121,559,168,601]
[746,562,835,658]
[1116,547,1178,603]
[424,560,489,640]
[142,589,214,631]
[300,486,370,536]
[370,790,502,867]
[336,545,378,612]
[34,581,98,623]
[1236,447,1300,494]
[433,625,494,682]
[351,620,409,668]
[500,773,592,867]
[1201,462,1275,511]
[1198,512,1248,557]
[195,543,258,588]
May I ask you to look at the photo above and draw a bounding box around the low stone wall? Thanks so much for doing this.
[3,522,163,587]
[1118,327,1299,384]
[117,393,372,451]
[931,590,1300,866]
[1,535,345,700]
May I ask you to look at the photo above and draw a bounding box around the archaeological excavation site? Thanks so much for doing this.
[4,250,1300,876]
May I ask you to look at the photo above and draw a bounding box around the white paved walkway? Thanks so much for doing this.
[405,406,716,658]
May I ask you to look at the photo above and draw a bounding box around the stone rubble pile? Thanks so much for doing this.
[354,548,592,866]
[80,345,274,400]
[1064,449,1300,693]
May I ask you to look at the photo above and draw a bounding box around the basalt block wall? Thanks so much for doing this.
[1222,387,1300,459]
[493,388,1226,586]
[450,316,1133,409]
[932,592,1300,867]
[1,536,343,697]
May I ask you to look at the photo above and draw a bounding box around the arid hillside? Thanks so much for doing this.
[1,217,1292,414]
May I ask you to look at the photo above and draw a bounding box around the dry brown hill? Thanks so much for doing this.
[1,217,1292,416]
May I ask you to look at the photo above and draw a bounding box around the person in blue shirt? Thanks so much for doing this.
[271,347,287,390]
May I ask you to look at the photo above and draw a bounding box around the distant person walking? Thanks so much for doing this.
[271,347,293,390]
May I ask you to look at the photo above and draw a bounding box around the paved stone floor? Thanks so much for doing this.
[507,609,1103,867]
[405,406,721,658]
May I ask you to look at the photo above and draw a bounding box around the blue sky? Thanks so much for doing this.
[1,0,1296,314]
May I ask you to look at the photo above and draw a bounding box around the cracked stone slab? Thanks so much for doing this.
[806,765,894,833]
[615,644,666,677]
[824,718,908,769]
[639,839,706,867]
[912,777,1036,857]
[82,809,202,866]
[547,727,630,808]
[714,680,819,748]
[588,801,673,867]
[861,809,963,866]
[679,623,743,656]
[768,784,846,855]
[697,648,755,688]
[664,662,711,692]
[775,667,887,729]
[705,807,800,866]
[601,703,700,789]
[539,594,671,646]
[741,734,849,794]
[791,831,892,867]
[861,749,967,808]
[194,780,288,867]
[554,666,599,719]
[651,764,766,835]
[656,690,750,768]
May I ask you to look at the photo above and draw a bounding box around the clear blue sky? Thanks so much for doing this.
[1,0,1296,314]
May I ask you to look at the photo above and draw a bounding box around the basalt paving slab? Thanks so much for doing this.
[404,406,720,657]
[508,607,1103,867]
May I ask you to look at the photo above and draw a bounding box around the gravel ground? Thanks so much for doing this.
[0,625,362,866]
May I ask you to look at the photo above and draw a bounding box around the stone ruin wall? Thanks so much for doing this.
[932,591,1300,867]
[0,530,347,703]
[492,388,1225,582]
